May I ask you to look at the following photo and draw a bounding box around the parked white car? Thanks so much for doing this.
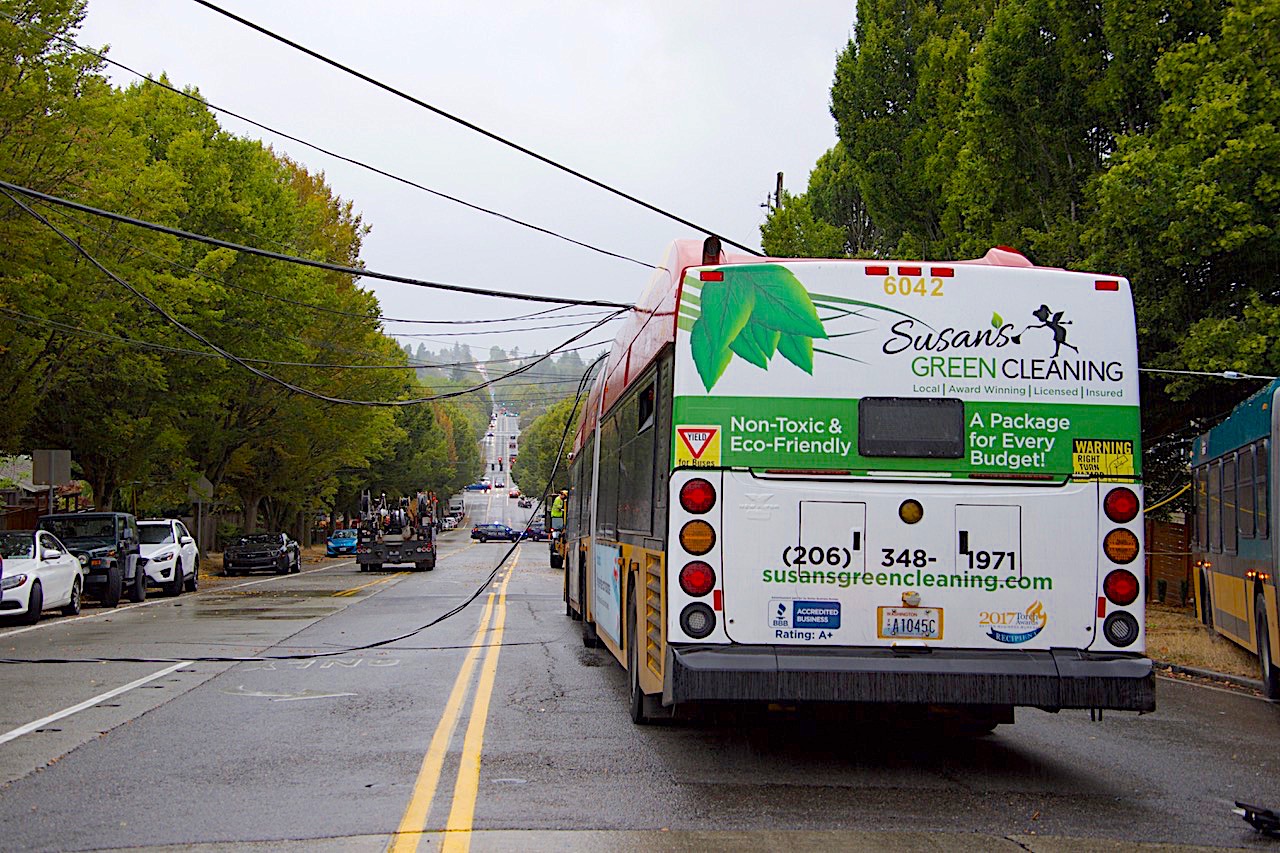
[137,519,199,596]
[0,529,84,624]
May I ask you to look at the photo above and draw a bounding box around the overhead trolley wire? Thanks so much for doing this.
[1,12,657,271]
[189,0,763,257]
[0,180,634,310]
[1,186,627,407]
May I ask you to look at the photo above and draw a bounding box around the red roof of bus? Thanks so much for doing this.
[571,242,1042,454]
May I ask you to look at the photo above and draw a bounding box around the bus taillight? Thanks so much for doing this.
[679,478,716,514]
[1103,487,1140,523]
[1102,528,1139,564]
[679,520,716,555]
[1103,612,1140,646]
[679,561,716,597]
[680,603,716,639]
[1103,569,1140,606]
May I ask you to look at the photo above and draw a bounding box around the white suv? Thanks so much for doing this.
[137,519,199,596]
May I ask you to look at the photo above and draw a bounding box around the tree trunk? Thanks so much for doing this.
[242,493,262,533]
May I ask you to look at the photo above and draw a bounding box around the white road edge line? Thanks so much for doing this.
[0,660,193,747]
[0,547,473,640]
[0,562,352,640]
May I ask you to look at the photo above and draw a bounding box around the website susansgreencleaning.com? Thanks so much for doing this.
[760,567,1054,592]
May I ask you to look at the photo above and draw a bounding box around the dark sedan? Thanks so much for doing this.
[223,532,300,576]
[470,523,518,543]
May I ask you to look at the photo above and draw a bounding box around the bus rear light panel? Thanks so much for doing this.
[1094,485,1144,650]
[669,470,727,643]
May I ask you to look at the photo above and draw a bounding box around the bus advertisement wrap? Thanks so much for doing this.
[673,264,1139,479]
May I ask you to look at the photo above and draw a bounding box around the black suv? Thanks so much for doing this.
[37,512,144,607]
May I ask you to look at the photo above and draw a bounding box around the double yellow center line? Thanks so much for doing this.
[391,548,517,853]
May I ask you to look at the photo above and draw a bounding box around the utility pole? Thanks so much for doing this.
[775,172,784,209]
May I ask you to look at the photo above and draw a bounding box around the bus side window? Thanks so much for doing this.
[1223,455,1238,554]
[1193,465,1208,549]
[1259,439,1269,539]
[1208,460,1221,553]
[1239,445,1256,538]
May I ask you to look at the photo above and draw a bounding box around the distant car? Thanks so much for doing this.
[137,518,199,596]
[470,523,518,543]
[464,482,490,492]
[518,497,533,509]
[522,523,548,542]
[509,488,520,498]
[223,532,300,576]
[0,530,83,624]
[326,528,358,557]
[37,511,144,607]
[440,517,458,530]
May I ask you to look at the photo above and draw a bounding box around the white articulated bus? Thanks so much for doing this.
[563,238,1152,728]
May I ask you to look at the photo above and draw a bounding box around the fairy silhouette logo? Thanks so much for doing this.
[1010,305,1079,358]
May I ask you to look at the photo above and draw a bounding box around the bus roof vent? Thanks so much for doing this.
[982,246,1034,267]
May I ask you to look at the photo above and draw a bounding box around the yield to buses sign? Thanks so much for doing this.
[676,425,720,467]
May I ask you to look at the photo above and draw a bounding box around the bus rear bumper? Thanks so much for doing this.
[665,645,1154,712]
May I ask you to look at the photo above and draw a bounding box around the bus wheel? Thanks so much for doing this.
[580,567,602,647]
[1202,573,1214,630]
[1255,595,1280,700]
[628,580,649,723]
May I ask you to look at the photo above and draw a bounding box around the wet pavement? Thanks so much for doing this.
[0,492,1277,851]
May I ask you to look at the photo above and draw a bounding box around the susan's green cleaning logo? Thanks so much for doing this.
[684,265,917,392]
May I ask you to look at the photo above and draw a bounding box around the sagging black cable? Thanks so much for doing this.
[1,186,626,407]
[0,354,605,666]
[32,197,606,326]
[189,0,763,257]
[0,179,634,309]
[0,11,656,270]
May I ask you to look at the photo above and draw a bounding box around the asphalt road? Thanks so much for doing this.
[1,490,1278,852]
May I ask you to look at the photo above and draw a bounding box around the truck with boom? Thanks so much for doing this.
[355,491,436,572]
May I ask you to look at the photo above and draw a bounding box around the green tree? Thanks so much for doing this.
[513,396,583,499]
[760,190,846,258]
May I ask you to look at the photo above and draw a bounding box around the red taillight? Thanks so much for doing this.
[865,265,889,275]
[699,270,724,282]
[1095,280,1119,291]
[679,561,716,597]
[931,267,954,277]
[679,478,716,514]
[1103,569,1140,606]
[1103,487,1139,523]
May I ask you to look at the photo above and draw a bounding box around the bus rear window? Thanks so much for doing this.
[858,397,964,458]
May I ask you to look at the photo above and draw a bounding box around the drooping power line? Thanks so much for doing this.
[0,179,633,309]
[0,11,657,271]
[189,0,763,257]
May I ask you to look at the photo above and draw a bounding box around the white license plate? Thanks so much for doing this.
[877,607,944,640]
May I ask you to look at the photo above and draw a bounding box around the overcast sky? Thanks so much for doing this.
[78,1,855,357]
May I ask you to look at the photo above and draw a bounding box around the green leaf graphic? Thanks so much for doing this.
[701,281,756,350]
[731,266,827,338]
[690,317,733,391]
[777,333,814,374]
[729,322,781,369]
[992,311,1003,328]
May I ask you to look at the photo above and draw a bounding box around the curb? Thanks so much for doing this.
[1153,659,1264,692]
